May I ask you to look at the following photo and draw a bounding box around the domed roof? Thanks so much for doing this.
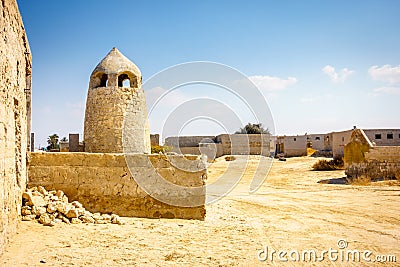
[92,47,141,77]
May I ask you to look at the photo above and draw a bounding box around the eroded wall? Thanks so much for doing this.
[345,129,400,181]
[332,130,353,159]
[28,153,206,220]
[277,135,307,157]
[0,0,31,254]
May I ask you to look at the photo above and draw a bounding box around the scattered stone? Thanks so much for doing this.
[80,215,95,224]
[55,190,64,199]
[28,195,46,207]
[21,187,126,227]
[33,206,47,217]
[56,202,71,214]
[71,218,82,224]
[66,209,79,219]
[46,203,57,213]
[101,213,112,222]
[38,214,55,227]
[37,186,47,196]
[71,201,83,209]
[21,206,32,216]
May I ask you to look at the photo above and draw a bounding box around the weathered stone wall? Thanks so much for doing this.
[217,134,270,156]
[0,0,31,255]
[332,130,353,159]
[150,134,160,146]
[277,135,307,157]
[308,134,325,151]
[84,86,150,154]
[166,134,270,157]
[363,129,400,146]
[345,129,400,181]
[165,136,215,148]
[28,153,206,220]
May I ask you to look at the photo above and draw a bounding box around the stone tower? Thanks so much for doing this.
[84,48,151,153]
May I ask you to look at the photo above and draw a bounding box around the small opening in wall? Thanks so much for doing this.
[294,138,297,141]
[315,136,320,140]
[387,133,393,139]
[342,137,344,142]
[375,134,381,140]
[100,74,108,87]
[118,73,131,87]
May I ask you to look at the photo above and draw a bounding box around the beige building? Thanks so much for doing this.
[165,134,271,160]
[333,128,400,159]
[345,129,400,181]
[276,135,308,157]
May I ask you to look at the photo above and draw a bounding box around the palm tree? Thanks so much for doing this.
[47,134,60,150]
[235,123,270,134]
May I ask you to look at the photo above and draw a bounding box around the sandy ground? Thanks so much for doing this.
[1,156,399,266]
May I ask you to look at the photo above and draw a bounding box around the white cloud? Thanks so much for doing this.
[248,75,297,92]
[322,65,354,83]
[368,65,400,84]
[374,86,400,95]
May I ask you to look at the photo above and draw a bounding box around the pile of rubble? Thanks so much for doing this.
[21,186,125,226]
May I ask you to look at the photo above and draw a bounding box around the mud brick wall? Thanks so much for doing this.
[345,129,400,180]
[0,0,31,255]
[28,153,207,220]
[217,134,270,156]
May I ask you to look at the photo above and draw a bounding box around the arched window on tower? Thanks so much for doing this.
[118,73,131,88]
[91,72,108,88]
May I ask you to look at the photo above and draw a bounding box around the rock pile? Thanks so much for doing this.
[21,186,125,226]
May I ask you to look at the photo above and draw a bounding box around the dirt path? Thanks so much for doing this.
[1,156,399,266]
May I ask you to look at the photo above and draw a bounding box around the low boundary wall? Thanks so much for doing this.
[28,152,206,220]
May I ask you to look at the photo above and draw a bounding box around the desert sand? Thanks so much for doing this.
[1,156,399,266]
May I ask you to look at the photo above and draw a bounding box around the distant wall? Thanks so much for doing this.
[308,134,325,151]
[277,136,307,157]
[345,129,400,181]
[166,134,270,157]
[0,0,31,255]
[332,130,353,159]
[217,134,270,156]
[150,134,160,146]
[364,129,400,146]
[28,153,206,220]
[165,136,215,147]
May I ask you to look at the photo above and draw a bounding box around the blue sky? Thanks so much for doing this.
[18,0,400,147]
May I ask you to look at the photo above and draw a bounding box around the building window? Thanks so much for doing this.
[387,133,393,139]
[294,138,296,141]
[118,73,131,87]
[375,134,381,140]
[342,137,344,142]
[315,137,320,140]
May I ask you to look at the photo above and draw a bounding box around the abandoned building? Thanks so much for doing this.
[332,128,400,159]
[275,135,308,157]
[344,129,400,181]
[165,133,272,160]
